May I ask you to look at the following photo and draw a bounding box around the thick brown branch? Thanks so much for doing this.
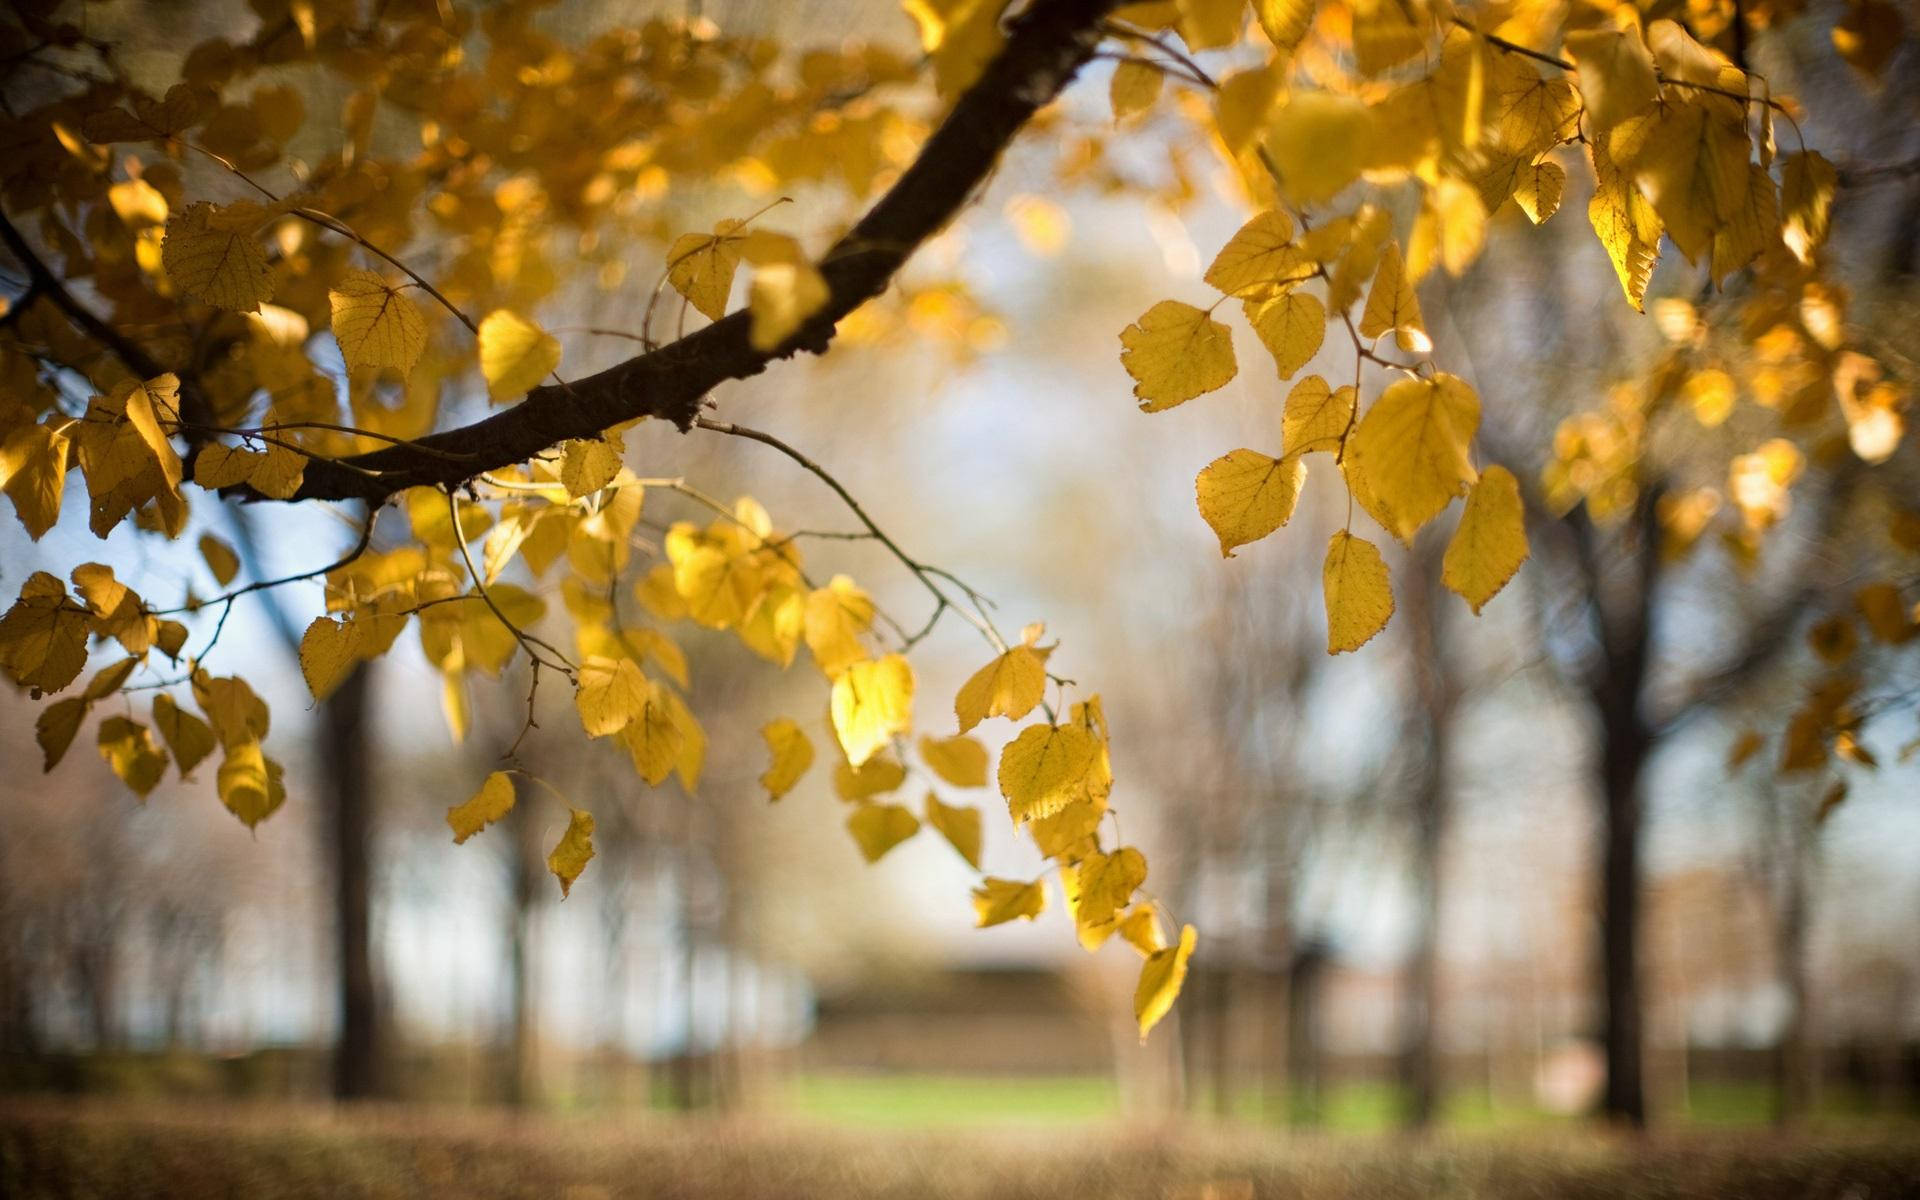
[273,0,1121,504]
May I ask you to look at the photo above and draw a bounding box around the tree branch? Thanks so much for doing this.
[266,0,1122,504]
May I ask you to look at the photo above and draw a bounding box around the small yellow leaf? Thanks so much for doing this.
[163,201,274,312]
[919,733,989,788]
[1204,210,1304,297]
[1243,289,1325,380]
[835,754,908,801]
[1781,151,1837,264]
[298,616,361,701]
[152,693,216,777]
[1513,159,1566,224]
[666,221,744,321]
[447,771,516,843]
[748,261,829,350]
[760,717,814,801]
[478,309,561,402]
[558,438,620,498]
[1323,530,1394,654]
[98,716,169,798]
[37,696,90,770]
[1357,240,1430,354]
[615,679,685,785]
[1563,27,1658,133]
[216,738,285,829]
[999,722,1099,824]
[575,656,649,738]
[1196,448,1305,557]
[804,575,875,679]
[198,533,240,586]
[1283,375,1356,456]
[1441,464,1529,614]
[1347,373,1480,541]
[1118,904,1168,955]
[971,876,1047,927]
[1121,300,1237,412]
[1135,923,1197,1038]
[954,644,1049,733]
[329,269,426,376]
[1264,90,1374,204]
[924,792,983,868]
[1110,59,1164,121]
[0,571,91,695]
[547,808,595,898]
[1255,0,1316,53]
[830,653,914,767]
[0,422,70,541]
[846,802,921,863]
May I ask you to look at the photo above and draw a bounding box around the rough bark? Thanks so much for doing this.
[265,0,1123,503]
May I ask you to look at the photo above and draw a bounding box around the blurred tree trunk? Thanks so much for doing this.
[1772,839,1813,1124]
[505,783,543,1108]
[1398,548,1458,1130]
[322,666,380,1100]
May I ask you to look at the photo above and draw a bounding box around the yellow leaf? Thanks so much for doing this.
[0,421,69,540]
[1781,151,1837,264]
[748,261,829,351]
[1587,129,1661,310]
[1118,904,1168,955]
[846,802,921,863]
[1347,373,1480,541]
[804,575,875,678]
[1357,240,1430,354]
[1135,923,1197,1038]
[192,670,272,750]
[903,0,1007,97]
[1065,846,1147,950]
[919,733,989,788]
[547,808,595,898]
[37,696,90,770]
[1832,0,1904,81]
[478,309,561,402]
[615,679,685,785]
[96,716,167,797]
[954,644,1048,733]
[830,653,913,767]
[1630,97,1752,266]
[666,220,744,321]
[924,792,983,868]
[447,771,516,843]
[1255,0,1315,53]
[1110,59,1163,121]
[297,616,361,701]
[835,754,908,801]
[1243,290,1324,379]
[575,656,648,737]
[329,269,426,376]
[1351,0,1425,75]
[1442,464,1529,613]
[162,201,273,312]
[198,533,240,586]
[1204,210,1305,297]
[1195,448,1305,556]
[1264,90,1374,204]
[0,571,91,695]
[1178,0,1246,49]
[999,722,1099,824]
[971,876,1047,927]
[558,438,620,498]
[1563,26,1658,133]
[760,717,814,801]
[216,738,285,829]
[152,693,215,777]
[1283,375,1356,456]
[1121,300,1237,412]
[1323,530,1394,653]
[1513,159,1566,224]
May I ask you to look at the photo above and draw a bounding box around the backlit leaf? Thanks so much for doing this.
[547,808,596,897]
[1323,530,1394,653]
[1121,300,1237,412]
[447,771,516,843]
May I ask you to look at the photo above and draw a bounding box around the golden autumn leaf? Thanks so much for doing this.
[1256,0,1316,53]
[198,534,240,586]
[1563,26,1658,134]
[1441,464,1529,613]
[1195,448,1305,557]
[924,792,983,868]
[804,575,875,679]
[447,771,516,843]
[1110,59,1163,121]
[298,616,361,701]
[1588,130,1661,310]
[478,309,562,401]
[1323,530,1394,654]
[919,732,989,788]
[971,876,1047,927]
[1243,289,1325,379]
[1121,300,1237,412]
[666,220,744,321]
[1283,375,1356,456]
[998,721,1099,824]
[846,801,921,862]
[748,261,829,350]
[558,439,621,498]
[0,422,69,540]
[216,738,285,829]
[575,655,649,737]
[37,697,90,771]
[615,679,685,785]
[1512,159,1565,225]
[152,693,216,778]
[1347,372,1480,541]
[547,808,596,898]
[835,753,907,801]
[0,571,92,695]
[1629,97,1752,266]
[954,643,1048,733]
[1357,240,1430,354]
[329,269,426,376]
[1135,923,1197,1038]
[1118,904,1168,955]
[1204,210,1303,297]
[97,716,168,797]
[830,653,914,767]
[162,201,274,312]
[760,717,814,801]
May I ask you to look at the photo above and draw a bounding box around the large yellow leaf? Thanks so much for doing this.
[971,876,1047,927]
[1118,904,1168,955]
[924,792,983,868]
[1255,0,1316,53]
[1347,373,1480,541]
[0,571,91,695]
[1563,26,1658,133]
[575,656,649,738]
[1069,846,1146,934]
[1283,375,1356,456]
[1135,923,1198,1038]
[953,644,1047,733]
[1441,464,1529,613]
[1323,530,1394,653]
[329,269,426,376]
[1195,448,1305,556]
[846,802,921,863]
[1243,289,1324,379]
[1357,240,1430,354]
[36,697,88,771]
[830,653,914,767]
[760,717,814,801]
[152,693,215,777]
[1204,210,1304,297]
[547,808,595,898]
[1630,97,1752,265]
[447,771,516,843]
[1780,151,1837,264]
[919,732,988,788]
[804,575,874,679]
[558,438,620,498]
[835,753,907,802]
[666,219,744,321]
[162,201,274,312]
[216,738,285,829]
[97,716,168,798]
[1587,129,1661,310]
[0,422,69,540]
[1120,300,1237,412]
[615,679,685,785]
[1264,91,1375,204]
[478,309,561,402]
[998,721,1099,824]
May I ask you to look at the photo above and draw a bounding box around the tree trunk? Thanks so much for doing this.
[504,784,542,1108]
[322,666,380,1100]
[1398,549,1452,1130]
[1773,838,1813,1124]
[1599,705,1649,1126]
